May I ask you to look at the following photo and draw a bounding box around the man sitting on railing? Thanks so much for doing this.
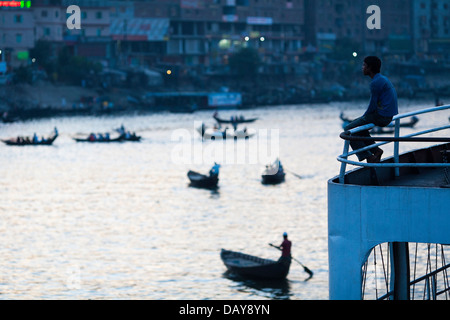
[344,56,398,163]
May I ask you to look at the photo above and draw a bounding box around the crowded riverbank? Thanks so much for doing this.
[1,72,448,123]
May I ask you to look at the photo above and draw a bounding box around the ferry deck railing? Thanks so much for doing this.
[337,104,450,184]
[377,262,450,300]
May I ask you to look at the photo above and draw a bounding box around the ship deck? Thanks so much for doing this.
[328,105,450,300]
[383,167,449,188]
[334,143,450,188]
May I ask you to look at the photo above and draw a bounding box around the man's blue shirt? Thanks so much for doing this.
[365,73,398,117]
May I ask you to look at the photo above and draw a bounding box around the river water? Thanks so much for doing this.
[0,98,445,300]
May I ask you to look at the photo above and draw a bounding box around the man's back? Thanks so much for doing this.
[281,239,292,257]
[368,73,398,117]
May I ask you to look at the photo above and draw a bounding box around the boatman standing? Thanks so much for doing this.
[209,162,220,176]
[344,56,398,163]
[276,232,292,264]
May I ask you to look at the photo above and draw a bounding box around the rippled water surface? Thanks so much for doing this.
[0,99,446,299]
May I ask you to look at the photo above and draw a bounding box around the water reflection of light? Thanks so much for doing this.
[0,99,442,299]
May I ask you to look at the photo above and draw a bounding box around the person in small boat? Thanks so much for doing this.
[32,133,38,143]
[274,232,292,264]
[209,163,220,176]
[222,127,228,138]
[88,133,96,141]
[276,158,283,173]
[200,122,206,138]
[344,56,398,163]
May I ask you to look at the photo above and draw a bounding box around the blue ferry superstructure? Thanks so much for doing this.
[328,105,450,300]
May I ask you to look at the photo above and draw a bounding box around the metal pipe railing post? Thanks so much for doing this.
[339,140,350,184]
[337,105,450,181]
[394,119,400,177]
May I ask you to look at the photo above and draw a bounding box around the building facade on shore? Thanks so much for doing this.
[411,0,450,55]
[0,0,449,71]
[304,0,413,56]
[0,2,34,68]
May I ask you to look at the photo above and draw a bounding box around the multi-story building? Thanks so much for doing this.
[364,0,412,55]
[33,1,64,43]
[172,0,305,69]
[110,0,305,73]
[412,0,450,56]
[304,0,365,53]
[305,0,413,56]
[109,0,170,67]
[1,0,112,68]
[61,0,111,62]
[0,2,35,68]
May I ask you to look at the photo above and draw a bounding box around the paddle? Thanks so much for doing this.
[269,243,313,279]
[284,169,302,180]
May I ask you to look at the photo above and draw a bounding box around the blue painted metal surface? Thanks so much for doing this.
[328,105,450,300]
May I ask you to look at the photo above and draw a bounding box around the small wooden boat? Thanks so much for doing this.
[122,135,141,142]
[370,126,395,135]
[1,129,58,146]
[1,112,19,123]
[2,134,58,146]
[187,170,219,189]
[197,126,255,140]
[262,170,286,185]
[262,159,286,185]
[73,133,123,143]
[213,113,258,125]
[340,113,419,132]
[114,126,142,141]
[400,116,419,128]
[220,249,291,280]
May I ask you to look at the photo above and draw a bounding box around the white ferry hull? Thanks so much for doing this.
[328,179,450,300]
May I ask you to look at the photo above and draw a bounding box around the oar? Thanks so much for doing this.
[284,169,302,180]
[269,243,313,279]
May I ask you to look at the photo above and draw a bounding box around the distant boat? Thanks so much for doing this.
[262,159,286,185]
[73,133,123,143]
[393,115,419,128]
[114,125,142,141]
[122,134,141,142]
[1,128,58,146]
[197,125,255,140]
[1,111,19,123]
[369,126,395,135]
[220,249,291,280]
[187,170,219,189]
[73,132,141,143]
[340,112,419,131]
[213,112,258,125]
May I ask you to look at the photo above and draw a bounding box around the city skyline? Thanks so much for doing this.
[0,0,449,70]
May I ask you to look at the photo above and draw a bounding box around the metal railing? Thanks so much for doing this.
[337,105,450,184]
[377,262,450,300]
